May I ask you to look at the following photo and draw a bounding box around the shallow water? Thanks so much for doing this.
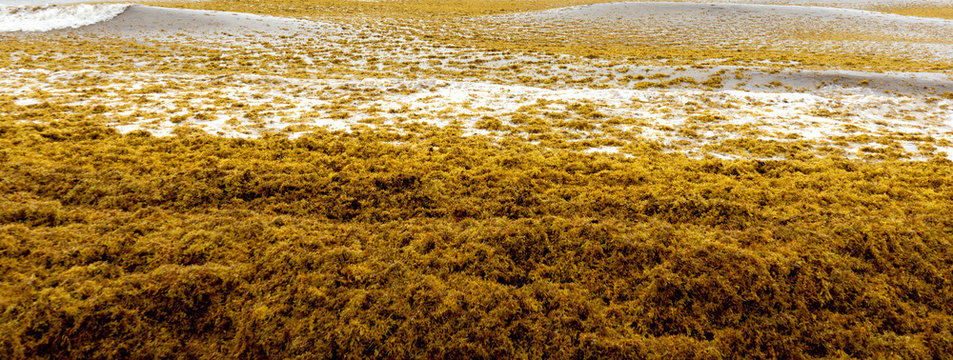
[0,0,101,4]
[0,2,129,32]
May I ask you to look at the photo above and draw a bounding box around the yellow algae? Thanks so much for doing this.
[878,5,953,19]
[1,1,953,358]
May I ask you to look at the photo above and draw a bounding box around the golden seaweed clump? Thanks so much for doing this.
[0,117,952,358]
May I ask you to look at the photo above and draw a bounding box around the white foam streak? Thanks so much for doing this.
[0,3,129,32]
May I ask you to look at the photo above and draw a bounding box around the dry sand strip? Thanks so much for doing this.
[32,3,953,96]
[489,2,953,62]
[674,0,953,10]
[69,4,338,40]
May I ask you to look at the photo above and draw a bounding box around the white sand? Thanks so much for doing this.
[74,5,334,38]
[505,2,953,41]
[681,0,953,10]
[495,2,953,61]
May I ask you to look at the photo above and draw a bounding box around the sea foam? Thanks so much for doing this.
[0,3,129,32]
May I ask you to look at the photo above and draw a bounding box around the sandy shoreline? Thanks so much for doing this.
[4,1,953,159]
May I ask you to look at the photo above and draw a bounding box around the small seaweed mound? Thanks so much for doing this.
[0,120,952,359]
